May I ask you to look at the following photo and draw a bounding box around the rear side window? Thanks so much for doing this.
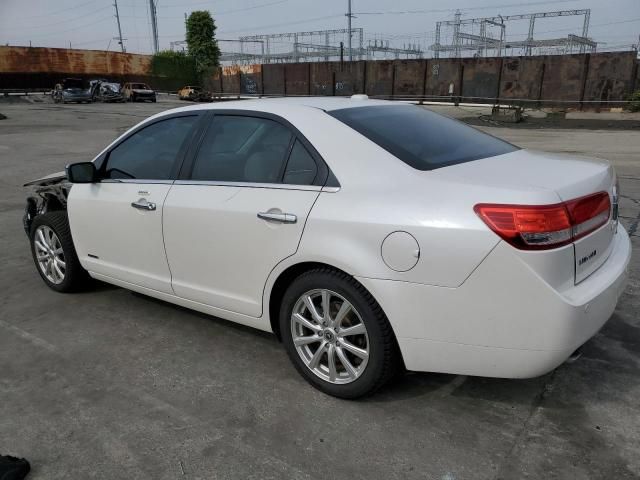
[283,140,318,185]
[191,115,293,183]
[329,105,517,170]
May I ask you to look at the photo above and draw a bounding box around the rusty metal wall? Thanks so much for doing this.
[583,51,637,103]
[461,57,501,100]
[2,46,638,105]
[262,64,285,95]
[285,63,310,95]
[0,46,151,74]
[425,59,461,97]
[365,60,394,96]
[0,46,159,90]
[393,60,426,96]
[500,56,545,101]
[540,53,586,103]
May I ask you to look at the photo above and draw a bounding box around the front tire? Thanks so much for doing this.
[30,212,90,292]
[280,268,400,399]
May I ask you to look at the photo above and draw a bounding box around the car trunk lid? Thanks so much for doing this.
[434,149,616,284]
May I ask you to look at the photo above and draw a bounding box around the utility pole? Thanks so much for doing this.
[346,0,353,62]
[149,0,159,53]
[113,0,125,52]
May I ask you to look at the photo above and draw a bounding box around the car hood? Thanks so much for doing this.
[24,171,66,187]
[132,89,153,93]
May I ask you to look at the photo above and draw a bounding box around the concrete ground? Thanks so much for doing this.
[0,97,639,480]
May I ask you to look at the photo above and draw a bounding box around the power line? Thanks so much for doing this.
[354,0,579,16]
[10,16,113,39]
[2,5,112,31]
[218,14,344,36]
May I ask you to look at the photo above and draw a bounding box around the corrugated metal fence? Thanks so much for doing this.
[1,46,638,107]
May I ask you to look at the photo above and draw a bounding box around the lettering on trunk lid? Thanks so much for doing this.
[578,249,597,266]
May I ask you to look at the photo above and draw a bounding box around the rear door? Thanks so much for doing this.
[163,112,327,317]
[68,113,202,293]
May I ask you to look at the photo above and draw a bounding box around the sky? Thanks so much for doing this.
[0,0,638,57]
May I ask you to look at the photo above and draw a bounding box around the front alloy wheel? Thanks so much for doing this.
[34,225,66,284]
[291,289,369,384]
[30,211,90,292]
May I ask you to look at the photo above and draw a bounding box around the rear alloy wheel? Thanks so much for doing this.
[30,212,90,292]
[280,268,400,399]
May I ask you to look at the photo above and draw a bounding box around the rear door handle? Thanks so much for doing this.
[257,212,297,224]
[131,198,156,211]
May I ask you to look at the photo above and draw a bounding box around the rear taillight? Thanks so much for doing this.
[474,192,611,250]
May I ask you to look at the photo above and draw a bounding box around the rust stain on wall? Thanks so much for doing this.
[0,46,152,75]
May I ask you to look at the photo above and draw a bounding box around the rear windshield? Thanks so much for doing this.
[329,105,518,170]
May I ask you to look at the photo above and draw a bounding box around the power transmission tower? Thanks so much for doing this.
[149,0,159,53]
[113,0,125,52]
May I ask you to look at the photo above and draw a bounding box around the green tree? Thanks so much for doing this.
[186,10,221,73]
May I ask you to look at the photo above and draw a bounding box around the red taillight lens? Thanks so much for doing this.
[474,192,610,250]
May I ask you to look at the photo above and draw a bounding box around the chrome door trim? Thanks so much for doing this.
[172,180,323,192]
[100,179,174,185]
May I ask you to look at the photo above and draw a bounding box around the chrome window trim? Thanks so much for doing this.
[100,179,174,185]
[172,179,323,192]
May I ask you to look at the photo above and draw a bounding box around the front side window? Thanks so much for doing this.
[191,115,293,183]
[329,105,518,170]
[103,115,198,180]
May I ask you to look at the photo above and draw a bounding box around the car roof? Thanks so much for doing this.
[161,96,394,116]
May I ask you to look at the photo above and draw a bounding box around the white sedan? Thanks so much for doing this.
[24,97,631,398]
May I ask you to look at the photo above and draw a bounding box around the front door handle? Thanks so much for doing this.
[131,198,156,211]
[257,212,297,224]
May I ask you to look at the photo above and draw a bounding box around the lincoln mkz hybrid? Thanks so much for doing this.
[24,97,631,398]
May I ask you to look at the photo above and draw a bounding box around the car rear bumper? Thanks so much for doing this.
[357,227,631,378]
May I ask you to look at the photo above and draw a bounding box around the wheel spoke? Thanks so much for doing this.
[338,323,366,337]
[303,295,323,323]
[334,301,352,327]
[53,262,64,279]
[336,346,357,379]
[35,240,48,253]
[56,258,66,268]
[294,335,321,347]
[308,341,327,369]
[36,253,48,261]
[37,230,47,249]
[327,344,337,382]
[293,313,321,333]
[321,290,331,321]
[340,340,369,360]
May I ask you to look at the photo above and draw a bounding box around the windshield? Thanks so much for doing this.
[329,105,518,170]
[63,78,86,89]
[131,83,150,90]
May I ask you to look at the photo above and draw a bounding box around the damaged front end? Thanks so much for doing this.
[23,171,70,236]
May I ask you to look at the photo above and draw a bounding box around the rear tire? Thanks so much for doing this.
[280,268,400,399]
[30,212,90,293]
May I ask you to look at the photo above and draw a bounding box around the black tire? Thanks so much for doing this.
[29,212,90,293]
[280,268,401,399]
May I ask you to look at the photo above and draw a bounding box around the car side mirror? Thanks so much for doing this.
[66,162,97,183]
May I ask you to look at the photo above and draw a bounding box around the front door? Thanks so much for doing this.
[163,114,325,317]
[68,113,201,293]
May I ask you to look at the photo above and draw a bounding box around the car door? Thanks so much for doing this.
[68,112,202,293]
[162,112,328,317]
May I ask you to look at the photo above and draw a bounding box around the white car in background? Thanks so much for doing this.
[23,97,631,398]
